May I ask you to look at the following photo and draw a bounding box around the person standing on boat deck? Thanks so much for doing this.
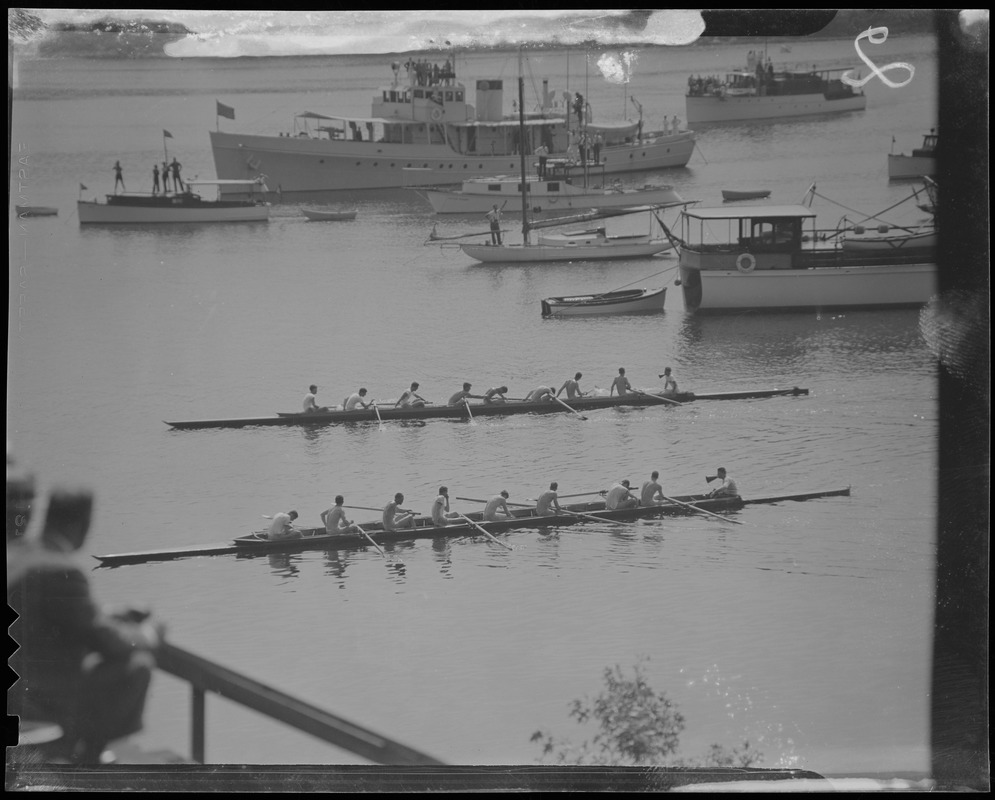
[383,493,415,530]
[344,388,373,411]
[605,480,639,510]
[610,367,633,397]
[485,204,503,245]
[557,372,585,400]
[431,487,461,526]
[161,160,171,193]
[303,385,329,413]
[448,382,484,407]
[396,382,428,408]
[112,161,126,193]
[152,164,160,195]
[535,143,549,180]
[524,386,556,403]
[483,491,514,522]
[593,132,603,164]
[658,367,678,396]
[641,472,666,506]
[536,482,563,516]
[170,158,184,192]
[708,468,739,498]
[322,496,362,535]
[268,510,301,540]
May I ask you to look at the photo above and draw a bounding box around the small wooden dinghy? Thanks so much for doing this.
[722,189,771,201]
[302,208,358,221]
[541,287,667,317]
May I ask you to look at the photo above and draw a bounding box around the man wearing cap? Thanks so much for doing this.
[605,479,639,510]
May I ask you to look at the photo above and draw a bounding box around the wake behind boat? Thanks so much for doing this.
[77,179,270,224]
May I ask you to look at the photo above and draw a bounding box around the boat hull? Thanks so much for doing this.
[302,208,357,221]
[541,288,667,316]
[460,239,671,262]
[164,387,809,429]
[685,93,866,125]
[425,185,684,215]
[887,154,936,180]
[680,262,937,314]
[209,130,696,195]
[78,199,269,224]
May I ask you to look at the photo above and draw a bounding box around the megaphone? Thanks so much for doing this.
[705,475,719,483]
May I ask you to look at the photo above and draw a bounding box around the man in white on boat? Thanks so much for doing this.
[641,472,667,506]
[303,384,329,413]
[708,468,739,498]
[659,368,679,396]
[524,386,556,403]
[536,482,563,516]
[483,491,514,522]
[605,480,639,510]
[268,510,301,540]
[431,487,461,526]
[396,382,428,408]
[382,493,415,531]
[321,496,363,535]
[535,143,549,180]
[344,388,373,411]
[483,386,509,404]
[557,372,586,400]
[610,367,633,397]
[485,204,503,245]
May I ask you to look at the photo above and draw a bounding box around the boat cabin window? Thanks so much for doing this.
[486,184,502,192]
[414,89,424,98]
[546,182,561,192]
[740,217,802,251]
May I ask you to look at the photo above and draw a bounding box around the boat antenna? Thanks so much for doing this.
[518,46,530,245]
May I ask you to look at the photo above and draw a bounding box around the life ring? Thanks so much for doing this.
[430,107,443,122]
[736,252,756,273]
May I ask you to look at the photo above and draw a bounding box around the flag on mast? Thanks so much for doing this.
[216,101,235,120]
[163,129,173,138]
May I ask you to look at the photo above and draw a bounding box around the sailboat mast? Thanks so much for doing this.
[518,47,530,244]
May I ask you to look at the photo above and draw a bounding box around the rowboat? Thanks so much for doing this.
[77,179,270,224]
[840,229,936,253]
[164,386,809,430]
[302,208,358,221]
[541,287,667,317]
[93,487,851,567]
[15,205,58,217]
[722,189,771,201]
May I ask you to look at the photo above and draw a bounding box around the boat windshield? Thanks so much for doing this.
[682,206,815,252]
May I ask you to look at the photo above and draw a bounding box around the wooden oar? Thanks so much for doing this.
[632,388,683,406]
[454,513,513,550]
[559,507,636,527]
[457,496,534,509]
[463,399,476,425]
[352,523,387,557]
[660,494,744,525]
[552,395,588,420]
[372,402,384,432]
[345,505,419,515]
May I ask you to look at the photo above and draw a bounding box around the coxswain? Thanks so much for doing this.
[431,486,461,526]
[268,510,301,540]
[605,479,639,510]
[483,490,514,521]
[303,384,329,413]
[524,385,556,403]
[536,482,562,516]
[383,493,416,530]
[321,496,363,535]
[640,471,666,506]
[708,467,739,498]
[344,388,373,411]
[448,382,484,407]
[557,372,585,400]
[483,386,509,404]
[610,367,632,397]
[396,382,428,408]
[658,368,678,396]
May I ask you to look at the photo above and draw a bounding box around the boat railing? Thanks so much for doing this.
[154,640,445,765]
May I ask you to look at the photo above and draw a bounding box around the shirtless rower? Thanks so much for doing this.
[267,510,301,540]
[658,367,678,396]
[383,493,415,530]
[448,382,484,407]
[557,372,585,400]
[321,496,363,535]
[640,471,666,506]
[610,368,632,397]
[431,486,461,526]
[605,479,639,510]
[395,382,428,408]
[303,385,329,413]
[483,490,514,521]
[708,467,739,498]
[524,385,556,402]
[344,388,373,411]
[483,386,509,404]
[536,482,562,516]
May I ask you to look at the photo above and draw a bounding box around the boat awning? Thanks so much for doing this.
[296,112,412,125]
[455,118,567,128]
[685,205,816,220]
[186,179,268,186]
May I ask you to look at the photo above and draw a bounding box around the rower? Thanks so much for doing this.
[383,493,415,530]
[483,490,514,521]
[321,496,363,535]
[605,479,639,510]
[482,386,509,404]
[557,372,585,400]
[303,385,328,413]
[431,486,461,526]
[536,482,562,516]
[610,368,632,397]
[524,385,556,403]
[448,382,484,407]
[395,382,428,408]
[268,510,302,540]
[708,467,739,498]
[640,471,666,506]
[658,368,678,396]
[344,388,373,411]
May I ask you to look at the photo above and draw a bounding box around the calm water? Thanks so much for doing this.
[9,35,938,772]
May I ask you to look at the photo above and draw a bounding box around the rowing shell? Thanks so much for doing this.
[164,387,809,430]
[93,488,850,567]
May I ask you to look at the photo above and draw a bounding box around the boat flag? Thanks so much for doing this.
[163,129,173,138]
[79,183,87,191]
[216,100,235,120]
